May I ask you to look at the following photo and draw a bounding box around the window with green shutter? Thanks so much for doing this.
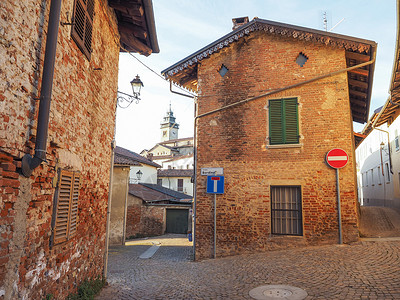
[51,169,80,246]
[268,98,299,145]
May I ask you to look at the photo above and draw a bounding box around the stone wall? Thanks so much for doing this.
[0,0,119,298]
[195,31,359,259]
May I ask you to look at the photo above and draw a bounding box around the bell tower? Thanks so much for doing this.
[160,104,179,141]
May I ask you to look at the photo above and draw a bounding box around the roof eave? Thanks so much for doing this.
[143,0,160,53]
[161,18,377,77]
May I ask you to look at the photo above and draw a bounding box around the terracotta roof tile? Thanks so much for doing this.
[157,169,194,177]
[128,183,192,203]
[114,146,161,168]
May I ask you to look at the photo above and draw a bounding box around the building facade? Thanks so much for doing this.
[0,0,158,298]
[356,6,400,210]
[157,169,194,196]
[126,183,192,237]
[163,17,376,259]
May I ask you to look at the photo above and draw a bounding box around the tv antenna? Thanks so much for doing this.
[323,11,345,32]
[323,12,328,31]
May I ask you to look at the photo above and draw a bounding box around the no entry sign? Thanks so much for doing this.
[326,148,349,169]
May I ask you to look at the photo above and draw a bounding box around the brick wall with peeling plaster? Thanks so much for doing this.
[194,31,359,260]
[0,0,119,299]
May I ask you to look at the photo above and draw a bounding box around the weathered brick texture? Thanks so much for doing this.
[195,31,359,259]
[125,196,165,238]
[0,0,119,299]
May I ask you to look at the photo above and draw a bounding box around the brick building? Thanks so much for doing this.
[162,17,377,259]
[0,0,158,299]
[126,183,192,238]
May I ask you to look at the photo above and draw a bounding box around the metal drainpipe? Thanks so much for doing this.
[22,0,62,177]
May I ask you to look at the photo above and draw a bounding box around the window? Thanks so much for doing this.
[365,171,368,186]
[396,130,400,152]
[177,179,184,192]
[218,64,229,77]
[157,178,162,186]
[378,166,382,185]
[271,186,302,235]
[371,169,374,186]
[71,0,95,60]
[386,163,391,183]
[51,170,80,245]
[296,52,308,67]
[269,98,299,145]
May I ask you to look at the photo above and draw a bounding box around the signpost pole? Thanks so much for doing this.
[326,148,348,245]
[214,194,217,259]
[336,168,343,244]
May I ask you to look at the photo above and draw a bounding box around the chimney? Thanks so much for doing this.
[232,17,249,30]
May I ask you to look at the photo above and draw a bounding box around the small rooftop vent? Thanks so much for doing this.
[232,17,249,30]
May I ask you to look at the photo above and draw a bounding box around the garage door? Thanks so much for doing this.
[166,209,189,234]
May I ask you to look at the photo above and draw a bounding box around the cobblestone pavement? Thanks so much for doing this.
[359,206,400,238]
[96,233,400,299]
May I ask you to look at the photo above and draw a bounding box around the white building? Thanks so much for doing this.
[141,107,195,195]
[114,146,161,184]
[157,169,194,196]
[356,111,393,206]
[355,13,400,210]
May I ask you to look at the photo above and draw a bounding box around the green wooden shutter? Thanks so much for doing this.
[269,100,284,145]
[269,98,299,145]
[283,98,299,144]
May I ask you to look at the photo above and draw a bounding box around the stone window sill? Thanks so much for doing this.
[266,143,302,149]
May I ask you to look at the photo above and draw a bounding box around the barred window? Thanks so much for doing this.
[271,186,302,235]
[51,169,80,245]
[71,0,94,60]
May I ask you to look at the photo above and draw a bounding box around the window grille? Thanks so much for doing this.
[271,186,302,235]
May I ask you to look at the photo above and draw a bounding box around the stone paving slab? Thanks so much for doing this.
[97,234,400,300]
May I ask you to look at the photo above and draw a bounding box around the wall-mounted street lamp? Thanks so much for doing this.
[136,170,143,181]
[117,75,144,108]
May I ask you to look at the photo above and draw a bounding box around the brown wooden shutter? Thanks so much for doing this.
[53,170,81,244]
[71,0,95,60]
[68,173,80,238]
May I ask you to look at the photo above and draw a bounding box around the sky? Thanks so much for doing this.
[115,0,397,153]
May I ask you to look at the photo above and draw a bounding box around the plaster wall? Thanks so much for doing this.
[110,167,130,245]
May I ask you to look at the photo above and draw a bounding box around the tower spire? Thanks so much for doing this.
[160,104,179,142]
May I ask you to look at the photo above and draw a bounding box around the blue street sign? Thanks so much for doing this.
[206,176,225,194]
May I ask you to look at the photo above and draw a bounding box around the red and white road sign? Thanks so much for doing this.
[326,148,349,169]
